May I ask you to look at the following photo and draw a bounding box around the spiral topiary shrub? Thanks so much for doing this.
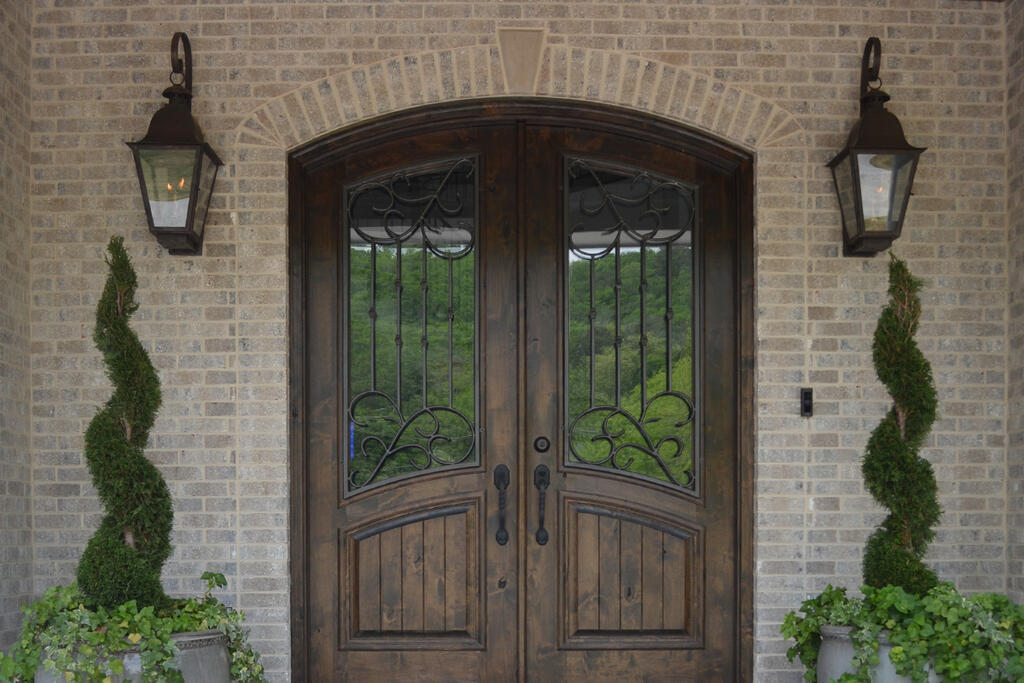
[76,236,173,609]
[861,254,940,596]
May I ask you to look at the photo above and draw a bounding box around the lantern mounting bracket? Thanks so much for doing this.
[827,37,925,257]
[128,32,222,256]
[169,32,192,95]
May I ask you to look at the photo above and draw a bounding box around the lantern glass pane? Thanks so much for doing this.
[856,153,916,234]
[191,149,219,239]
[832,157,859,240]
[856,153,894,232]
[890,154,916,225]
[138,148,196,228]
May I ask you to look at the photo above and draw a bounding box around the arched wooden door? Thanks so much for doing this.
[289,102,754,682]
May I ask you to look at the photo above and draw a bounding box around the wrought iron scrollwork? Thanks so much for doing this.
[567,157,694,260]
[568,391,696,488]
[566,157,698,493]
[345,157,478,493]
[348,390,475,490]
[348,157,475,259]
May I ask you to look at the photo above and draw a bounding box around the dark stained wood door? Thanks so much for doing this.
[521,123,750,681]
[289,102,753,682]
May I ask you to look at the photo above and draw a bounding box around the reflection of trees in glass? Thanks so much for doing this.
[567,240,696,488]
[344,159,477,492]
[348,245,476,489]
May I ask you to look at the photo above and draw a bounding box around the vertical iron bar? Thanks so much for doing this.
[614,242,622,407]
[665,243,672,392]
[370,244,377,392]
[448,257,455,408]
[639,245,648,407]
[395,244,403,411]
[421,238,429,408]
[589,258,596,407]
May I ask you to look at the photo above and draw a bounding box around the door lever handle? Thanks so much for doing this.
[533,464,550,546]
[493,464,510,546]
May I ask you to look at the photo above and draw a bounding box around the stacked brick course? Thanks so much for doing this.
[1008,0,1024,605]
[9,1,1020,680]
[0,0,33,653]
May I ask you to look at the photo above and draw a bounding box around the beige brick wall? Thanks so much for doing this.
[0,0,33,652]
[16,1,1015,680]
[1008,0,1024,605]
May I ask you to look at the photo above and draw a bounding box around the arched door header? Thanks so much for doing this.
[235,44,802,154]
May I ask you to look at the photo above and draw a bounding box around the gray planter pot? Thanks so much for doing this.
[34,629,231,683]
[817,624,938,683]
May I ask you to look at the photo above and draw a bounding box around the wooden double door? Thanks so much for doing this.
[290,103,753,682]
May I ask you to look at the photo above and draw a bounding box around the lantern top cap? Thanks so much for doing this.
[827,38,926,166]
[128,32,221,163]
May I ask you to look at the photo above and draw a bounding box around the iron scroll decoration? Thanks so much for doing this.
[345,158,478,492]
[565,158,698,491]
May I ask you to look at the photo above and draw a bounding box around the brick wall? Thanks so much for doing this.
[17,2,1013,680]
[0,0,33,652]
[1007,0,1024,605]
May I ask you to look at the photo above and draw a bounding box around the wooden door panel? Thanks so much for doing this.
[522,121,747,681]
[297,122,520,681]
[561,495,702,649]
[291,103,752,681]
[346,499,482,647]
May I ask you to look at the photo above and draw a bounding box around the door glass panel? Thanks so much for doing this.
[344,158,478,494]
[565,158,697,493]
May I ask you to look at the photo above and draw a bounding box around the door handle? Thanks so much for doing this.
[493,464,510,546]
[533,464,550,546]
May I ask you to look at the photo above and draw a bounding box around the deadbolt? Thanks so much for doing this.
[534,436,550,452]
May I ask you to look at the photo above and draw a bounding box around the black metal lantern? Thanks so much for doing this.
[828,38,925,257]
[128,33,222,255]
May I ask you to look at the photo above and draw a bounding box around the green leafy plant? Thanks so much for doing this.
[77,236,172,609]
[782,256,1023,681]
[862,255,940,595]
[0,238,266,681]
[0,573,266,682]
[782,583,1024,682]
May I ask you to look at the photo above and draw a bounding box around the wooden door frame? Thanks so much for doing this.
[288,99,755,681]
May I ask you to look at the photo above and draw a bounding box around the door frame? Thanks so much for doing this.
[288,99,755,681]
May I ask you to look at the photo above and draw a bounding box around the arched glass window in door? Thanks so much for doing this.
[344,158,478,494]
[565,157,698,494]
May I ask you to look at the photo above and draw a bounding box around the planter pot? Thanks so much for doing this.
[817,625,937,683]
[35,629,231,683]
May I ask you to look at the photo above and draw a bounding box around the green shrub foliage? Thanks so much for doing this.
[862,255,940,595]
[76,237,173,608]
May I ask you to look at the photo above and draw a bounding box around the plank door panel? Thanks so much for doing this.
[562,497,702,649]
[292,102,753,681]
[347,501,481,647]
[297,122,520,681]
[522,121,750,681]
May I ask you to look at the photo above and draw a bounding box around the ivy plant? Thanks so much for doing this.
[782,583,1024,682]
[0,238,266,681]
[0,573,266,682]
[782,256,1024,681]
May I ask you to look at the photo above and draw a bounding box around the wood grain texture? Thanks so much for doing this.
[290,101,753,680]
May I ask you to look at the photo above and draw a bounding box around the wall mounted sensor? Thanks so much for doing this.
[800,387,813,417]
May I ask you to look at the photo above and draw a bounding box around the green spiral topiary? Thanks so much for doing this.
[861,255,941,596]
[76,236,173,609]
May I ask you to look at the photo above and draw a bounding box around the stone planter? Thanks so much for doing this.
[817,624,938,683]
[35,629,231,683]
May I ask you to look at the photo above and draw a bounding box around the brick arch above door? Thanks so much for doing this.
[231,43,805,154]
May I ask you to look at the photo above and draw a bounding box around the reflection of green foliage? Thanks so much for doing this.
[568,246,695,486]
[347,245,476,488]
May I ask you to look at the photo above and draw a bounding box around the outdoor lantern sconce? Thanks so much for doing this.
[128,32,222,255]
[828,37,925,257]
